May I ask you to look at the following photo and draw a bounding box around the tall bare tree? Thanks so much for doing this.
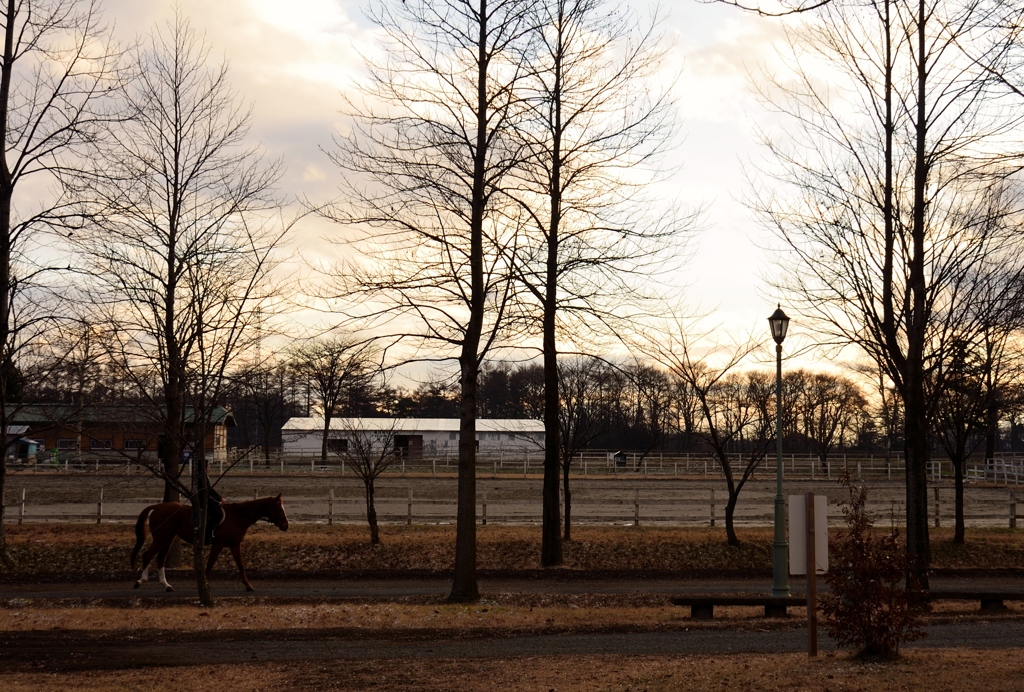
[512,0,689,567]
[751,0,1024,587]
[74,15,287,604]
[0,0,121,562]
[327,0,537,602]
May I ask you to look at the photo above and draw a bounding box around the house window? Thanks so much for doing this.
[328,438,348,453]
[90,439,113,450]
[449,432,457,440]
[57,439,76,450]
[124,439,147,451]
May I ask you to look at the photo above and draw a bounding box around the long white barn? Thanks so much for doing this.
[281,417,545,457]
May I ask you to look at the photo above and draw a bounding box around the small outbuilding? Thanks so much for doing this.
[281,417,545,458]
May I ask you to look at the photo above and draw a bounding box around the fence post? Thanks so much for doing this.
[407,488,413,526]
[432,460,436,477]
[523,458,527,479]
[329,488,334,526]
[249,458,253,475]
[19,488,25,525]
[96,488,103,525]
[482,491,488,526]
[1010,490,1017,530]
[311,458,315,473]
[934,486,940,528]
[827,461,831,481]
[280,457,284,474]
[710,488,716,527]
[634,489,640,526]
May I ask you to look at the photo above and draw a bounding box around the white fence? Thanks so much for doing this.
[5,485,1021,529]
[13,450,1024,485]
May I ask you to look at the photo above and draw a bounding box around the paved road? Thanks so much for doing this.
[3,620,1024,672]
[3,575,1021,601]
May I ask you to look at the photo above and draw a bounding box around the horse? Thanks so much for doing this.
[130,494,288,592]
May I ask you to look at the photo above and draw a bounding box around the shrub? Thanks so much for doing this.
[820,474,924,660]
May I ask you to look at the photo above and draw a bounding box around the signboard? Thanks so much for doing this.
[789,494,828,575]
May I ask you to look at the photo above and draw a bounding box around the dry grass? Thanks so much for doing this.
[4,523,1022,575]
[5,649,1024,691]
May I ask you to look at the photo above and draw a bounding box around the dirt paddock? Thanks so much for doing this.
[4,649,1024,691]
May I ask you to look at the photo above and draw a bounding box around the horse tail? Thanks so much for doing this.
[131,504,159,569]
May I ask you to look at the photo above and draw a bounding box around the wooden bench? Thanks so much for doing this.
[914,591,1024,613]
[670,596,807,620]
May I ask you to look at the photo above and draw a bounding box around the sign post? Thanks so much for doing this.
[806,492,817,657]
[790,493,827,658]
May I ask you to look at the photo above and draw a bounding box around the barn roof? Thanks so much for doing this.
[281,417,544,434]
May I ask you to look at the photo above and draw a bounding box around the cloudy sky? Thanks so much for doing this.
[104,0,798,354]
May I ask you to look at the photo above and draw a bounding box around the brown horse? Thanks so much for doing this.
[131,494,288,592]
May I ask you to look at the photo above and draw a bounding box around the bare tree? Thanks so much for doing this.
[337,420,399,545]
[791,370,867,467]
[751,0,1024,587]
[646,320,772,546]
[73,15,288,605]
[228,360,290,466]
[326,0,537,602]
[556,355,607,540]
[289,337,378,462]
[511,0,691,567]
[0,0,122,563]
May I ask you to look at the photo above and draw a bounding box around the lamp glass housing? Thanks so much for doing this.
[768,306,790,344]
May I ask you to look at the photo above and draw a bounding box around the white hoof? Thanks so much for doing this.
[165,585,175,593]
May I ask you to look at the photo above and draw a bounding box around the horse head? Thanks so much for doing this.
[267,493,289,531]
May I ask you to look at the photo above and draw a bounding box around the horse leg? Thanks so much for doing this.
[135,543,159,589]
[206,543,224,583]
[229,544,254,592]
[156,542,175,593]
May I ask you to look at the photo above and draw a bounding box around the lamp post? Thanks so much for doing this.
[768,305,790,597]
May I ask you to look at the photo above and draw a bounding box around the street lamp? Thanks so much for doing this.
[769,305,790,598]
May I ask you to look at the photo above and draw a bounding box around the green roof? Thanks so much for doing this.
[10,404,235,427]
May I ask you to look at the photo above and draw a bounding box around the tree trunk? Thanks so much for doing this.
[953,456,965,545]
[448,0,490,604]
[540,256,561,565]
[903,393,931,589]
[0,0,16,567]
[540,18,564,567]
[321,411,332,463]
[903,0,931,592]
[0,454,9,566]
[365,478,379,545]
[562,462,572,542]
[191,463,214,608]
[450,355,480,602]
[725,491,740,547]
